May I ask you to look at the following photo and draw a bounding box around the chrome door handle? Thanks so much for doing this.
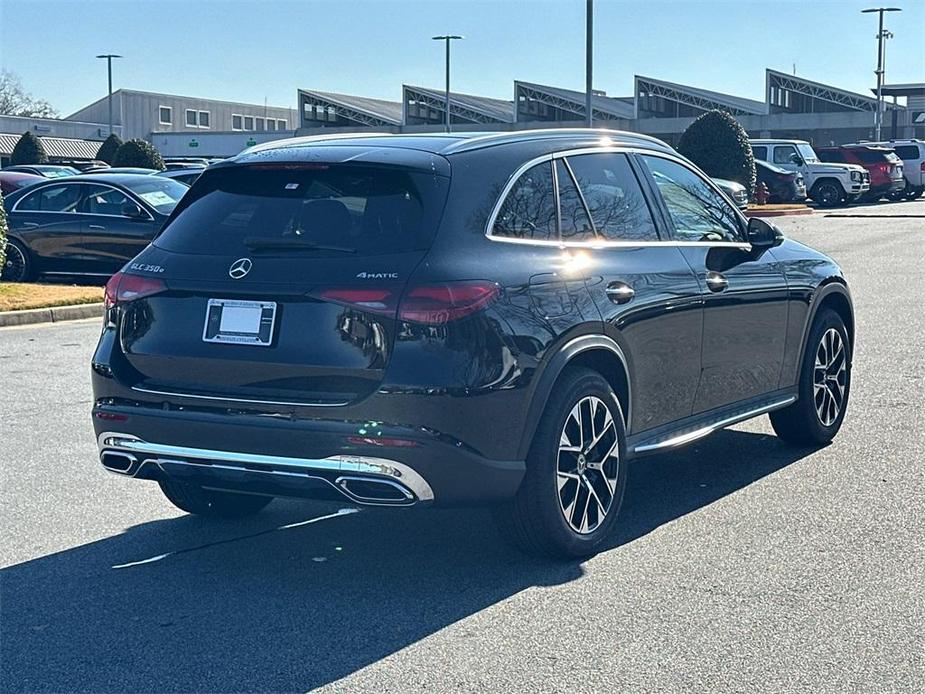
[705,272,728,293]
[605,281,635,304]
[88,224,106,230]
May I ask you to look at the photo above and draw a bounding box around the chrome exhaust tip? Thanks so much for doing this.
[100,451,138,475]
[335,476,416,505]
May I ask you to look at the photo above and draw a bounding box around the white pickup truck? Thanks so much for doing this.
[750,139,870,207]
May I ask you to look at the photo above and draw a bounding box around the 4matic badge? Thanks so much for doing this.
[356,271,399,279]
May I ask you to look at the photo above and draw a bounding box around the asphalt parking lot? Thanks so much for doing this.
[1,199,923,693]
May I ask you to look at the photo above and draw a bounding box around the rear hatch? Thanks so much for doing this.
[111,152,450,407]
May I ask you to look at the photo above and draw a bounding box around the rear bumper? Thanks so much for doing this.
[92,403,524,507]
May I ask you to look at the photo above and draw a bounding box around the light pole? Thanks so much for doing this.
[861,7,901,141]
[432,35,463,133]
[586,0,593,128]
[96,54,122,136]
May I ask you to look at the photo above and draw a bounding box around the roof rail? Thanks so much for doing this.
[441,128,671,155]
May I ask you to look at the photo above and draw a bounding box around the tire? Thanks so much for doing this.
[887,189,906,202]
[810,180,846,208]
[770,308,851,446]
[3,239,34,282]
[906,187,924,201]
[158,478,273,518]
[493,367,628,559]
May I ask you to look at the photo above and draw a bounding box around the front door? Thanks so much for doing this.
[636,153,789,414]
[77,184,157,274]
[8,183,86,273]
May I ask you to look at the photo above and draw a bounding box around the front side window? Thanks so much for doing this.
[566,153,658,242]
[773,145,799,165]
[555,160,594,241]
[640,155,742,243]
[17,184,81,213]
[81,184,130,216]
[491,161,557,242]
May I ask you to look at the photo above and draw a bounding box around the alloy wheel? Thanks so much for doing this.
[556,396,620,534]
[813,328,847,427]
[3,243,27,282]
[816,183,841,207]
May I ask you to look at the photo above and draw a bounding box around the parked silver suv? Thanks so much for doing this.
[856,139,925,200]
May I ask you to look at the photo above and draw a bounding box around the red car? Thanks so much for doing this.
[816,145,904,201]
[0,171,44,196]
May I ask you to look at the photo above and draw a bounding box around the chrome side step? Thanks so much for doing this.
[632,395,796,455]
[97,432,433,506]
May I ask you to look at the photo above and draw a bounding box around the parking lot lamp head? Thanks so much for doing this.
[431,35,464,134]
[861,7,902,141]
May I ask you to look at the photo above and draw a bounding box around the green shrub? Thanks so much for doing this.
[677,109,756,197]
[96,133,123,165]
[10,131,49,165]
[113,138,165,170]
[0,193,7,279]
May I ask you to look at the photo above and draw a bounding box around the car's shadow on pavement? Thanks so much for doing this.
[1,429,818,692]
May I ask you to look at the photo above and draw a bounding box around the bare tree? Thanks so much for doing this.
[0,70,59,118]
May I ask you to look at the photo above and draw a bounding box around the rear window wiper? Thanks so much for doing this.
[243,237,356,254]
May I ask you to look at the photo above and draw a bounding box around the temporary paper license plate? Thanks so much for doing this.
[202,299,276,346]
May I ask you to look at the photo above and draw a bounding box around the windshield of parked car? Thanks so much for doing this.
[120,178,188,214]
[154,164,450,256]
[796,144,819,163]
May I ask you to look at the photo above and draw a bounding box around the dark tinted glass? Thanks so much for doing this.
[81,184,129,215]
[492,161,557,241]
[555,160,594,241]
[818,150,844,163]
[640,155,742,243]
[851,148,889,164]
[751,146,768,160]
[893,145,918,160]
[566,153,658,242]
[155,165,448,256]
[17,184,81,212]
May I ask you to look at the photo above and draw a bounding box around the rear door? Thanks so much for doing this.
[77,183,159,274]
[115,160,450,408]
[636,153,790,414]
[7,182,86,273]
[562,151,704,433]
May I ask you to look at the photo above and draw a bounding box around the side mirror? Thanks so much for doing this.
[790,153,804,166]
[121,201,146,219]
[747,217,784,248]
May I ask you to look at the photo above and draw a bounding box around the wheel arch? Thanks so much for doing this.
[517,334,631,461]
[798,279,855,370]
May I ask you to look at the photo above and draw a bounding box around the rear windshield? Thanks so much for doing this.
[851,148,892,164]
[154,164,449,256]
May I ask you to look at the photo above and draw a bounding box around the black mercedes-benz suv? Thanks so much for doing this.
[91,129,853,557]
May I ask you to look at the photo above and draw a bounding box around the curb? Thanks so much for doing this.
[0,302,104,328]
[746,207,814,218]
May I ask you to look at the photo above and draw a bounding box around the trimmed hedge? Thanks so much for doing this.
[0,193,7,279]
[96,133,123,165]
[10,131,49,166]
[113,138,165,170]
[677,109,756,197]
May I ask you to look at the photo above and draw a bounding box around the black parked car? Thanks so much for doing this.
[3,173,187,281]
[91,130,853,558]
[3,164,80,178]
[755,159,807,203]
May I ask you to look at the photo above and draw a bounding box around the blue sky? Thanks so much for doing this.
[1,0,923,116]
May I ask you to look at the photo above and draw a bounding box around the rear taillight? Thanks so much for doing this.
[920,162,925,173]
[317,281,500,325]
[103,271,167,328]
[104,271,167,309]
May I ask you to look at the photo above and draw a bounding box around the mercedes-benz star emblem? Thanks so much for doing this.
[228,258,252,279]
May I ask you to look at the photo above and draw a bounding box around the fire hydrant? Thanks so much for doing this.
[756,181,770,206]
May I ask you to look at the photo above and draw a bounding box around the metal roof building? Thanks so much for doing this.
[298,89,403,129]
[403,85,513,126]
[634,75,766,119]
[0,132,104,167]
[514,81,634,123]
[765,69,899,114]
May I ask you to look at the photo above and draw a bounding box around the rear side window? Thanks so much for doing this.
[818,150,844,163]
[155,165,449,256]
[555,160,594,241]
[565,153,658,242]
[751,146,768,160]
[492,161,557,241]
[16,184,81,212]
[892,145,919,160]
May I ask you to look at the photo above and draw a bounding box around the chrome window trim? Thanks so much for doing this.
[10,182,83,214]
[10,181,156,221]
[484,145,752,250]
